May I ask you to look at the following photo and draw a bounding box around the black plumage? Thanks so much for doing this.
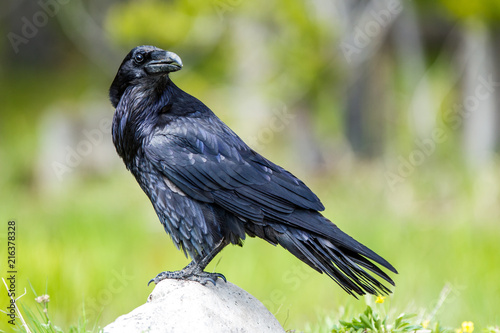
[110,45,397,296]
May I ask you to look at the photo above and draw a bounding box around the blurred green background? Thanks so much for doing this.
[1,0,500,331]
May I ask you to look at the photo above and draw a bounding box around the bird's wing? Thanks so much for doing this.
[144,115,324,223]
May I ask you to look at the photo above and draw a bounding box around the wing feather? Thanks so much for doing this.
[145,115,324,224]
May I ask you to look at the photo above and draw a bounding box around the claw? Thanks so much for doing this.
[148,271,168,286]
[214,272,227,283]
[148,269,226,286]
[201,277,217,286]
[189,271,226,286]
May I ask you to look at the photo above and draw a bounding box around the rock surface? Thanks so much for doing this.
[103,279,285,333]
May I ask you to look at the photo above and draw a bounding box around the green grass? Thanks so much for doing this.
[5,287,500,332]
[1,68,499,332]
[1,159,499,332]
[1,285,102,333]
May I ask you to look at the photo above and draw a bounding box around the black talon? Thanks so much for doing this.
[147,259,227,287]
[198,271,225,285]
[214,272,227,283]
[147,242,228,286]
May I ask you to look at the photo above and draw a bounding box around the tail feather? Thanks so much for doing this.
[287,211,397,274]
[316,238,392,295]
[244,212,397,297]
[272,214,397,297]
[278,231,360,295]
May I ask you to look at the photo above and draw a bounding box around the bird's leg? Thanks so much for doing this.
[148,238,227,286]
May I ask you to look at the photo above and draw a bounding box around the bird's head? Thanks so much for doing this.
[109,45,183,108]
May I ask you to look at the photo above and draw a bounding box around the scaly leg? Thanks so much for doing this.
[148,238,227,286]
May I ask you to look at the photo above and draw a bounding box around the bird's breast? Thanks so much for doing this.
[112,96,159,167]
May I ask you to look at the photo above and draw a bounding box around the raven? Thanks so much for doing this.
[110,45,397,296]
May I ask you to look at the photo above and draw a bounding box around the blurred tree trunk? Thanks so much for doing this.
[4,0,65,65]
[341,0,400,158]
[392,3,435,139]
[461,23,498,169]
[290,102,325,171]
[56,0,121,77]
[230,18,270,144]
[494,27,500,153]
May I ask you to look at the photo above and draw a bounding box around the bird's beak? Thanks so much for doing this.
[145,50,183,74]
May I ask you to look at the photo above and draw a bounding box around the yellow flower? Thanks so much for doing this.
[375,296,386,304]
[462,321,474,333]
[422,320,430,329]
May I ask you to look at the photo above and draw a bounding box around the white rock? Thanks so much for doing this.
[103,279,285,333]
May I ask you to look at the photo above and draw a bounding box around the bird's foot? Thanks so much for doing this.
[148,264,226,286]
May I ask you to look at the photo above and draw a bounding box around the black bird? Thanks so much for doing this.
[110,45,397,297]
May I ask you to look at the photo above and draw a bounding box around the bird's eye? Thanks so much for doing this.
[134,53,145,64]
